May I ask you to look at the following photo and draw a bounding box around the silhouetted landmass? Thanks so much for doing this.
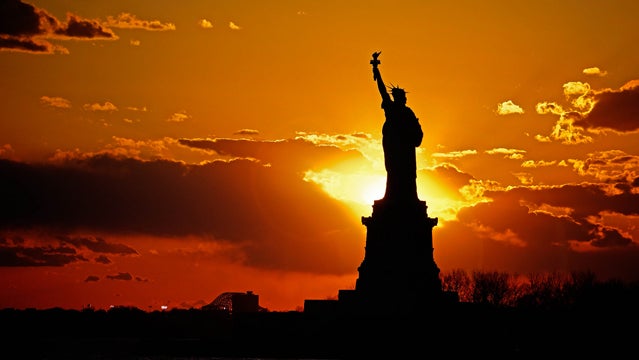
[3,271,638,359]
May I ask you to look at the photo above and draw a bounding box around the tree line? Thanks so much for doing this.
[440,269,639,310]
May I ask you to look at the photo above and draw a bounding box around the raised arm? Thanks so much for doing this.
[371,52,391,102]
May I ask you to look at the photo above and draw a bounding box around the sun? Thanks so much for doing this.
[359,176,386,205]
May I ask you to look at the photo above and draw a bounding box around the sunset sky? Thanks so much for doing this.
[2,0,639,312]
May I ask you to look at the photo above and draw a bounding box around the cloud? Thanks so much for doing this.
[574,80,639,133]
[178,137,366,172]
[512,172,533,185]
[478,184,639,241]
[53,14,116,39]
[234,129,260,135]
[130,39,140,46]
[105,13,176,31]
[106,272,133,281]
[0,235,87,266]
[436,181,639,281]
[485,148,526,160]
[0,0,116,54]
[535,80,639,142]
[229,21,242,30]
[83,101,118,112]
[533,134,552,143]
[533,81,597,144]
[0,36,68,54]
[40,96,71,109]
[583,67,608,77]
[569,150,639,185]
[95,255,111,264]
[417,163,476,204]
[0,0,61,54]
[563,81,591,97]
[496,100,524,115]
[294,132,375,152]
[85,275,100,282]
[198,19,213,29]
[0,0,47,37]
[535,101,564,115]
[50,136,217,165]
[126,106,147,112]
[431,149,478,159]
[57,235,138,255]
[0,137,367,274]
[0,232,137,267]
[521,160,557,168]
[1,2,176,54]
[167,111,190,122]
[536,109,593,145]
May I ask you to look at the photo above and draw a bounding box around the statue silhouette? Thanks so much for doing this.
[371,52,423,203]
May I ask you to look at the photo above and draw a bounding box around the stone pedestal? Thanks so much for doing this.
[339,197,444,314]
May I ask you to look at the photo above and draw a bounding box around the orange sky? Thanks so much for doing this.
[1,0,639,312]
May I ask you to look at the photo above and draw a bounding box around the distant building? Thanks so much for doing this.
[202,290,267,313]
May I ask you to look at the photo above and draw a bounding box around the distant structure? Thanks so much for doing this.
[202,290,266,313]
[305,52,456,317]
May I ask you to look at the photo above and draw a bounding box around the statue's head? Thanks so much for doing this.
[391,86,407,104]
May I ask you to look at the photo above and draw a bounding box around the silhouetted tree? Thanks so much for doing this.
[516,271,567,309]
[563,269,597,308]
[440,268,639,313]
[470,270,513,306]
[441,268,472,302]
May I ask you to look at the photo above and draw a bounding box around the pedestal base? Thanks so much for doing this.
[353,198,443,312]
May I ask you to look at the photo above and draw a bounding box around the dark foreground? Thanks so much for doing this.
[1,302,636,359]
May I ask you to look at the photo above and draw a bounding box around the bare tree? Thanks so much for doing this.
[441,268,472,302]
[471,270,512,307]
[516,271,567,309]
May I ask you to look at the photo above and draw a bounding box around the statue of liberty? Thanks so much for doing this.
[370,52,423,203]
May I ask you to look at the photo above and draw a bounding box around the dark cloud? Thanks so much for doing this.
[0,0,59,53]
[478,184,639,244]
[57,235,138,255]
[106,272,133,281]
[0,0,51,36]
[94,255,111,264]
[54,15,115,39]
[0,233,135,266]
[178,137,366,172]
[591,228,632,248]
[576,80,639,132]
[85,275,100,282]
[456,189,594,247]
[436,182,639,282]
[0,237,87,266]
[0,137,366,274]
[234,129,259,135]
[0,35,51,53]
[0,0,115,53]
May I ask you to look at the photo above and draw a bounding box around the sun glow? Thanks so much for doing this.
[304,169,386,206]
[359,176,386,205]
[305,168,465,222]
